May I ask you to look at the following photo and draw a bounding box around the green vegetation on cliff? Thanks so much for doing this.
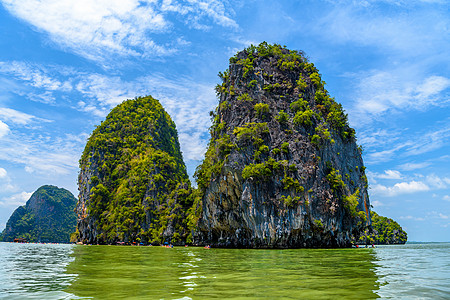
[197,42,359,207]
[76,96,193,245]
[359,211,407,244]
[0,185,76,243]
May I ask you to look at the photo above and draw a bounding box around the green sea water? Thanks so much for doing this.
[0,242,449,299]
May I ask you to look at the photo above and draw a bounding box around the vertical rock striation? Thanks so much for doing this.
[194,43,371,248]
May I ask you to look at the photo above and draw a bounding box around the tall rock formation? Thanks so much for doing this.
[194,43,371,248]
[75,96,192,245]
[0,185,77,243]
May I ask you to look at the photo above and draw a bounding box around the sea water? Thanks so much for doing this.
[0,242,449,299]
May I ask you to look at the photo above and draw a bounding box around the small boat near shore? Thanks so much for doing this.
[13,238,27,243]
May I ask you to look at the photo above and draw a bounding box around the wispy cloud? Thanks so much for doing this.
[0,131,84,175]
[371,200,384,207]
[404,125,450,156]
[0,107,49,125]
[425,174,450,190]
[370,173,450,197]
[399,162,432,171]
[318,2,449,54]
[317,2,450,127]
[0,61,71,92]
[363,120,450,165]
[371,180,430,197]
[0,167,17,193]
[0,60,217,162]
[0,121,10,138]
[1,0,238,63]
[0,168,6,178]
[0,191,32,207]
[365,142,409,164]
[399,215,425,221]
[358,129,400,149]
[349,70,450,125]
[376,170,403,180]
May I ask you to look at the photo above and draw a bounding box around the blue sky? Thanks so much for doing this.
[0,0,449,242]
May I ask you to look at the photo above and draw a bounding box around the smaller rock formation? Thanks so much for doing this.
[359,211,407,245]
[75,95,192,245]
[0,185,77,243]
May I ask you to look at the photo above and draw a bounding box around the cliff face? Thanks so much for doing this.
[0,185,77,243]
[194,43,371,248]
[76,96,192,245]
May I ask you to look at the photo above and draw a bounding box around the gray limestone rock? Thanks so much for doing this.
[194,43,371,248]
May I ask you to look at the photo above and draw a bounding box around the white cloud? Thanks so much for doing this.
[318,3,449,54]
[365,142,409,164]
[326,4,450,127]
[399,215,425,221]
[371,180,430,197]
[363,122,450,164]
[0,131,83,175]
[371,200,384,207]
[415,76,450,99]
[0,60,216,161]
[0,61,76,105]
[378,170,402,180]
[0,167,7,178]
[0,191,32,207]
[358,129,400,149]
[367,169,402,184]
[1,0,238,63]
[439,213,449,220]
[425,174,450,189]
[0,121,10,138]
[0,167,17,192]
[0,61,71,92]
[0,62,217,165]
[75,74,140,108]
[444,195,450,202]
[404,125,450,156]
[399,162,432,171]
[0,108,39,125]
[350,70,450,123]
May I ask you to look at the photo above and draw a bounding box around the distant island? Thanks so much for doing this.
[0,185,77,243]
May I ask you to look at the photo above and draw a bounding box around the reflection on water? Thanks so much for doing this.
[65,246,379,299]
[1,242,448,299]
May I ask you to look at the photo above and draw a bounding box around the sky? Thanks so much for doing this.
[0,0,449,242]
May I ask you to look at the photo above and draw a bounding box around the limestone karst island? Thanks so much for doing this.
[1,43,407,247]
[0,185,77,243]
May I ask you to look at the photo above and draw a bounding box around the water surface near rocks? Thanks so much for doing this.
[0,242,449,299]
